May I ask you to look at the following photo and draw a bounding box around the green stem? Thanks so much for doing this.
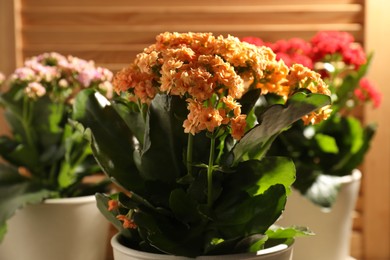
[21,96,36,152]
[207,136,216,207]
[186,134,194,176]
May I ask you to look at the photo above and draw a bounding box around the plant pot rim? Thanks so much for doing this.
[337,169,362,185]
[111,233,294,259]
[43,194,96,204]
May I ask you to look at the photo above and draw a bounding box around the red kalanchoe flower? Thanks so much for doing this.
[354,77,381,108]
[271,38,313,69]
[310,31,354,61]
[342,44,366,69]
[310,31,367,69]
[240,36,264,46]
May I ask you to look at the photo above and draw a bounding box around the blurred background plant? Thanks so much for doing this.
[0,52,114,241]
[242,31,381,208]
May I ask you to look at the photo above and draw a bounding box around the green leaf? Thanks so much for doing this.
[112,99,145,147]
[226,92,331,166]
[137,94,187,183]
[213,184,287,238]
[0,136,40,169]
[223,157,295,197]
[0,164,54,242]
[234,234,268,253]
[266,226,314,239]
[133,209,204,257]
[314,134,339,154]
[72,89,145,193]
[205,234,268,255]
[33,96,65,148]
[169,189,201,223]
[304,174,345,208]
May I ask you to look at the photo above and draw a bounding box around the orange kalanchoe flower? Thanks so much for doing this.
[231,114,247,140]
[113,32,331,140]
[107,200,119,211]
[116,215,137,229]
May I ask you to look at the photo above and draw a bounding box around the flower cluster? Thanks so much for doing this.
[114,32,330,140]
[8,52,113,102]
[310,31,366,69]
[355,77,381,108]
[242,31,381,109]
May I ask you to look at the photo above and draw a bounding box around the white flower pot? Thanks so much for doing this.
[0,195,110,260]
[111,233,294,260]
[277,169,362,260]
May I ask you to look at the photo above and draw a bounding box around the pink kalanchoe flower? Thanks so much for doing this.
[25,82,46,98]
[354,78,381,108]
[12,67,36,82]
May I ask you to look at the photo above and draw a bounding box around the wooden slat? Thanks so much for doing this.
[22,4,363,13]
[21,26,363,47]
[22,10,363,27]
[0,0,21,75]
[22,0,364,7]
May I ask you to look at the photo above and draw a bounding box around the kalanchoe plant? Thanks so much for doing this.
[0,52,114,241]
[73,32,332,257]
[243,31,381,208]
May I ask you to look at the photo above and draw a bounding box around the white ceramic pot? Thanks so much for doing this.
[277,169,362,260]
[111,233,294,260]
[0,195,110,260]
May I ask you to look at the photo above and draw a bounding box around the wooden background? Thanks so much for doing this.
[0,0,389,259]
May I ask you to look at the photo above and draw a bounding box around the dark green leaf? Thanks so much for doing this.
[112,99,145,147]
[213,185,287,238]
[72,89,145,193]
[0,137,40,169]
[169,188,201,223]
[95,193,133,239]
[137,94,187,183]
[226,92,331,166]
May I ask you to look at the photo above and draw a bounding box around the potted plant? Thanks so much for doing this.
[0,52,114,260]
[72,32,333,259]
[242,31,381,260]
